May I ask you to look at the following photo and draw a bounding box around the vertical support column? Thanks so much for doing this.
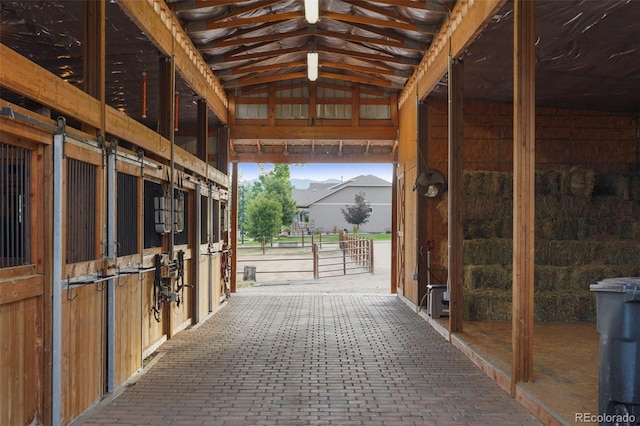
[217,126,229,176]
[51,125,65,426]
[390,164,398,294]
[512,0,536,391]
[352,83,360,128]
[83,0,105,128]
[105,143,116,393]
[196,99,208,163]
[417,101,429,308]
[158,55,175,334]
[193,182,201,325]
[447,57,464,334]
[230,162,239,293]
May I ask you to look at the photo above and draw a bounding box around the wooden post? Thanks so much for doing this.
[196,99,208,162]
[312,244,318,279]
[369,239,374,274]
[512,0,536,392]
[448,56,464,335]
[230,162,238,293]
[391,165,398,294]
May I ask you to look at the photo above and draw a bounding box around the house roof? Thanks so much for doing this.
[293,174,391,207]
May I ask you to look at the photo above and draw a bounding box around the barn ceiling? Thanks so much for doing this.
[0,0,638,143]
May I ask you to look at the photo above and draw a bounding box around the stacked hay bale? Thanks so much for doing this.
[443,168,640,322]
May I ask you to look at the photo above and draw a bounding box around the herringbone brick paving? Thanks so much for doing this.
[76,293,540,425]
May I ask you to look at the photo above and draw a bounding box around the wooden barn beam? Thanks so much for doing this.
[0,46,228,187]
[118,0,228,123]
[512,0,536,392]
[400,0,506,106]
[0,44,102,129]
[448,57,464,335]
[230,124,397,141]
[230,151,397,164]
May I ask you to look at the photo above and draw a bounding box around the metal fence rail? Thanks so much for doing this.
[235,236,374,281]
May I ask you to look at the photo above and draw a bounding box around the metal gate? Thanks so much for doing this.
[314,236,374,278]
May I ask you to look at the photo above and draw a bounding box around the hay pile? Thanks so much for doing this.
[458,168,640,322]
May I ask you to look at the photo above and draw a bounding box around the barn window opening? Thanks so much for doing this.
[117,172,138,257]
[66,158,97,264]
[0,142,31,268]
[212,199,220,243]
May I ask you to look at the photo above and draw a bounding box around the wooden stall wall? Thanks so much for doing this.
[60,139,106,424]
[61,285,103,424]
[142,271,165,356]
[0,275,45,425]
[396,90,419,304]
[0,127,47,426]
[114,274,142,386]
[170,260,193,336]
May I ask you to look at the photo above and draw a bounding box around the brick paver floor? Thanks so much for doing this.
[76,293,540,425]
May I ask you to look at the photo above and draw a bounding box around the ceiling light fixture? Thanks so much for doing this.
[304,0,319,24]
[307,52,318,81]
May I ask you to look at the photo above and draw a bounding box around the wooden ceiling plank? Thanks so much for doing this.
[230,123,397,140]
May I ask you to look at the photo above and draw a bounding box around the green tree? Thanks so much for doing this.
[252,164,297,227]
[341,192,371,232]
[246,195,282,240]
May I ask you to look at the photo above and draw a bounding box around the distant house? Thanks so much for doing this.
[291,175,392,233]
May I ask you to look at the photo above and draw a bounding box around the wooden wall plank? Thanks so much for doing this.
[115,275,143,386]
[0,275,44,305]
[0,295,44,425]
[61,285,103,424]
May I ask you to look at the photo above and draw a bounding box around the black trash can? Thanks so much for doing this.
[590,277,640,426]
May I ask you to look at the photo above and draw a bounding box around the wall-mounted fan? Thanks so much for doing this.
[413,168,447,198]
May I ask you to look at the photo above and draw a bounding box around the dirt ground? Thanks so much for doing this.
[235,240,392,294]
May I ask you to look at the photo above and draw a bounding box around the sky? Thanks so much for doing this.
[237,163,394,183]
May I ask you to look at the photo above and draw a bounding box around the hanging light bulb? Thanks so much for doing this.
[307,52,318,81]
[304,0,319,24]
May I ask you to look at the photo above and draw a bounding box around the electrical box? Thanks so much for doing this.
[427,284,449,318]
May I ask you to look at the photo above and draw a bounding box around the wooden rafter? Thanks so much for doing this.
[202,11,303,31]
[206,0,282,23]
[323,11,437,34]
